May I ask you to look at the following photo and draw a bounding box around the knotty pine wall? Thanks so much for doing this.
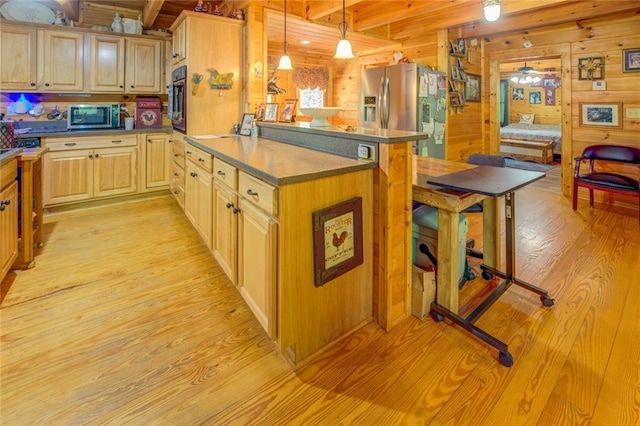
[507,81,562,125]
[481,10,640,203]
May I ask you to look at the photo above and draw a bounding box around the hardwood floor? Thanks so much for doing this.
[2,172,639,425]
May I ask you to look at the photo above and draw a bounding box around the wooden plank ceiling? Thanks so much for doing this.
[1,0,639,57]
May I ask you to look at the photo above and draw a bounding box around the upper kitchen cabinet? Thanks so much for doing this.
[0,25,83,92]
[171,18,186,66]
[169,11,244,135]
[39,29,84,92]
[0,25,37,90]
[88,35,163,94]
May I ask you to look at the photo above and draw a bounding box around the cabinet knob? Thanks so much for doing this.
[0,199,10,206]
[95,153,99,158]
[173,53,178,58]
[190,172,197,177]
[246,189,258,196]
[89,154,93,159]
[233,207,241,214]
[120,85,124,88]
[30,82,36,87]
[130,85,135,88]
[45,83,50,87]
[226,202,234,209]
[174,173,179,177]
[217,170,225,177]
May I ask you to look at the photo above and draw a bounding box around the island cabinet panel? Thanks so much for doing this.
[1,159,19,282]
[277,169,374,364]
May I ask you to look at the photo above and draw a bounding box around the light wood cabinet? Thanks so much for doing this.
[1,159,19,281]
[39,30,84,92]
[88,35,162,93]
[140,133,171,191]
[0,26,82,92]
[88,34,125,92]
[238,195,278,338]
[169,11,243,135]
[185,144,213,248]
[125,38,163,93]
[43,135,137,206]
[170,136,186,209]
[171,18,186,65]
[0,25,37,90]
[212,159,238,283]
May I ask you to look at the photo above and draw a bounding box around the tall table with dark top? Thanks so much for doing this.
[413,157,555,367]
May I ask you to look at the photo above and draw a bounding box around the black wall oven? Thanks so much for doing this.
[171,66,187,132]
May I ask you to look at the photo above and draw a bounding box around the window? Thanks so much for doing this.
[298,87,325,108]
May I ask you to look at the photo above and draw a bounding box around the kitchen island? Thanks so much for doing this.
[256,122,429,331]
[182,133,376,364]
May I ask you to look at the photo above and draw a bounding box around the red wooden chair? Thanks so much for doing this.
[572,144,640,222]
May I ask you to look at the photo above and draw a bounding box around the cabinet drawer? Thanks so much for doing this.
[185,144,212,173]
[171,161,185,185]
[45,135,137,151]
[213,158,237,190]
[170,181,185,208]
[239,171,277,216]
[171,138,185,163]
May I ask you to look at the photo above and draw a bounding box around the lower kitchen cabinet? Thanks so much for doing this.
[237,197,277,338]
[43,144,137,205]
[212,180,237,282]
[140,133,171,191]
[1,159,19,281]
[169,136,186,209]
[184,144,213,248]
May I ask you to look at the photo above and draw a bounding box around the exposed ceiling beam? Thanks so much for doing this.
[352,0,478,32]
[303,0,362,21]
[142,0,164,28]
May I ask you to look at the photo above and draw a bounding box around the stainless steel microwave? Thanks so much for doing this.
[67,104,120,130]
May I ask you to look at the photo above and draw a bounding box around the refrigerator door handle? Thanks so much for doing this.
[379,76,390,129]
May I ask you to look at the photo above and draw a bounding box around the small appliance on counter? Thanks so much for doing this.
[136,97,162,128]
[67,104,120,130]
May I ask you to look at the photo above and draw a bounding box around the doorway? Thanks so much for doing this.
[489,46,572,196]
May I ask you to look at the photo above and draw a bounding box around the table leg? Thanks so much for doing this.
[481,196,499,270]
[436,209,459,314]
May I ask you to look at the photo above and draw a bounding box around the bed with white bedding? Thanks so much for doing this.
[500,122,562,155]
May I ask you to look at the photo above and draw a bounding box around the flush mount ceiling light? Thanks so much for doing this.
[334,0,354,59]
[482,0,501,22]
[278,0,292,70]
[510,63,542,84]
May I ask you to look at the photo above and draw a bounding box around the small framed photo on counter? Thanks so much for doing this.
[239,113,255,135]
[280,99,297,122]
[264,103,279,122]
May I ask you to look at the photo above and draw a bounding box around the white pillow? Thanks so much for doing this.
[519,114,535,124]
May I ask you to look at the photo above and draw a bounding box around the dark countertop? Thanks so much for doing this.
[257,121,429,144]
[14,126,172,139]
[184,134,376,186]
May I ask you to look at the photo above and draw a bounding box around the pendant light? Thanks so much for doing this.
[482,0,501,22]
[278,0,292,70]
[334,0,354,59]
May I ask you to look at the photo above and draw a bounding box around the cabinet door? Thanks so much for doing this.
[40,30,84,91]
[213,181,237,283]
[185,161,213,248]
[126,38,163,93]
[144,133,171,190]
[172,20,186,65]
[238,199,278,338]
[93,147,137,198]
[1,181,19,279]
[0,25,37,91]
[88,34,125,92]
[43,150,93,205]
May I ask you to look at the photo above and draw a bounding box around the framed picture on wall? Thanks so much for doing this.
[579,103,622,128]
[512,87,525,101]
[545,88,556,105]
[622,48,640,72]
[529,91,542,104]
[465,73,480,102]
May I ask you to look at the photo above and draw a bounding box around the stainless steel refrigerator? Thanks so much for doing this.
[361,63,447,158]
